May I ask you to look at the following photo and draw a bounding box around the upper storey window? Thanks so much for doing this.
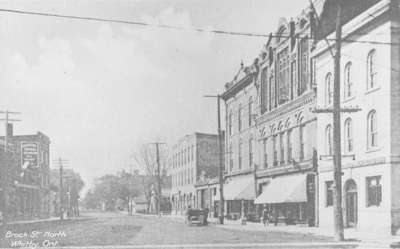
[277,47,290,105]
[261,67,269,113]
[269,75,276,110]
[344,62,353,99]
[299,37,309,95]
[248,97,253,126]
[367,49,377,90]
[325,73,333,106]
[238,104,243,132]
[367,110,378,149]
[228,111,233,136]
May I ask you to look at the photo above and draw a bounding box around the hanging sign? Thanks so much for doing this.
[21,142,39,168]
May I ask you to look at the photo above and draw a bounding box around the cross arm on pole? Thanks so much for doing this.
[311,106,362,113]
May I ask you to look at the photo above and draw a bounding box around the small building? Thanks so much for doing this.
[194,178,220,218]
[169,132,223,215]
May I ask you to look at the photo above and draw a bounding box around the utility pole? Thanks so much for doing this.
[312,0,361,241]
[0,110,21,226]
[332,1,344,241]
[203,94,224,225]
[149,142,165,217]
[53,158,68,220]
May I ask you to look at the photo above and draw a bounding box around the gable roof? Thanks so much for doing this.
[316,0,381,41]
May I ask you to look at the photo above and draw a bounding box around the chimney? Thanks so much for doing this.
[6,123,13,137]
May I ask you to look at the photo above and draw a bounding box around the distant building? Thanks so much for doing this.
[169,132,223,214]
[0,125,50,221]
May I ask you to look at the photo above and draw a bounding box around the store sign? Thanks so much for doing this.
[21,142,39,168]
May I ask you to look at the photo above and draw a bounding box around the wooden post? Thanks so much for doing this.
[333,0,345,241]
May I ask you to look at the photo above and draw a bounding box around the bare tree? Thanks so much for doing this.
[131,143,170,212]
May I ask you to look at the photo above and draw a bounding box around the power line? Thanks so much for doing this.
[0,8,398,45]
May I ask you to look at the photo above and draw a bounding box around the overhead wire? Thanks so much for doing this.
[0,7,398,45]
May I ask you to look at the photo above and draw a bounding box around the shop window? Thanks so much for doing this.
[366,176,382,207]
[326,181,334,207]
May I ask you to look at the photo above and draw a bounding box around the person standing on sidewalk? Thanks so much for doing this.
[262,205,269,226]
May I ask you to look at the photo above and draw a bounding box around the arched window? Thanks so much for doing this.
[238,104,242,132]
[228,111,233,136]
[367,49,377,90]
[248,97,253,126]
[344,62,353,99]
[325,73,333,105]
[249,138,253,168]
[367,110,377,148]
[229,144,233,171]
[344,118,353,153]
[326,125,333,155]
[238,139,243,170]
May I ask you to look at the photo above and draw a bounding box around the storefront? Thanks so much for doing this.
[255,173,315,226]
[219,175,256,221]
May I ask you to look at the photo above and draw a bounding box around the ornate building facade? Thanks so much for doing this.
[253,8,318,226]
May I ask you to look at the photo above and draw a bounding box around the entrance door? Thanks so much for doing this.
[345,180,358,227]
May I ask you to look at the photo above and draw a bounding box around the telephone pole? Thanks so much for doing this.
[203,94,224,225]
[149,142,165,217]
[0,110,21,226]
[312,0,362,241]
[332,1,344,241]
[53,158,68,220]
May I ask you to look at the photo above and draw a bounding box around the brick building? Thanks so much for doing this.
[0,126,50,221]
[169,132,222,215]
[253,8,318,226]
[221,62,258,220]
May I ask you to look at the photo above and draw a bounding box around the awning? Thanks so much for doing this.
[217,176,256,201]
[254,174,307,204]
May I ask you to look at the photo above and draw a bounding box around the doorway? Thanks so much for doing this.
[345,179,357,227]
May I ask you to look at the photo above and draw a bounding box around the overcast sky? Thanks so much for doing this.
[0,0,312,193]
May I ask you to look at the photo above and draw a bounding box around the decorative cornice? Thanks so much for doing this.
[256,91,316,124]
[224,168,254,178]
[256,160,314,178]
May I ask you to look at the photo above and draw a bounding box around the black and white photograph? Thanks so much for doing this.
[0,0,399,248]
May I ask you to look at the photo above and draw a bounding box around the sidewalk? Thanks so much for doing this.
[162,214,400,248]
[3,215,87,226]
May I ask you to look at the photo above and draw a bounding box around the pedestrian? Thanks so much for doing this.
[203,207,209,225]
[262,205,269,226]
